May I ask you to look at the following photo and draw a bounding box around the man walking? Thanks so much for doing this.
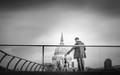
[65,37,86,71]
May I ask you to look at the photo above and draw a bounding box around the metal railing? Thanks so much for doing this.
[0,50,45,71]
[0,44,120,71]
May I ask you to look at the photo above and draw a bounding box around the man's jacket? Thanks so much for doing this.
[67,41,86,59]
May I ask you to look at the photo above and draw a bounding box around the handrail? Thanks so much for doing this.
[0,44,120,47]
[0,49,43,72]
[0,50,40,65]
[1,44,120,72]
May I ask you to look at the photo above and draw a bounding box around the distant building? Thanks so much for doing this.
[104,58,112,69]
[52,33,72,70]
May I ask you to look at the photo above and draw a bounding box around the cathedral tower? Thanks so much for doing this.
[60,32,64,45]
[52,33,72,70]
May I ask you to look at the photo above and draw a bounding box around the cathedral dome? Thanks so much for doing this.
[54,33,68,55]
[52,33,72,69]
[54,47,68,55]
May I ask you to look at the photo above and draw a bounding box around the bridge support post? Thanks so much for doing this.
[42,46,44,71]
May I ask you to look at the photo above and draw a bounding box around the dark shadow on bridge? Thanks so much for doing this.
[0,71,120,75]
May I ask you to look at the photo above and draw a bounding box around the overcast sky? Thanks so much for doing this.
[0,0,120,68]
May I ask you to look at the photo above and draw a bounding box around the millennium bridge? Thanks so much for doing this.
[0,44,120,75]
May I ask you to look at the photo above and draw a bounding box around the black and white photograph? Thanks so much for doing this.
[0,0,120,75]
